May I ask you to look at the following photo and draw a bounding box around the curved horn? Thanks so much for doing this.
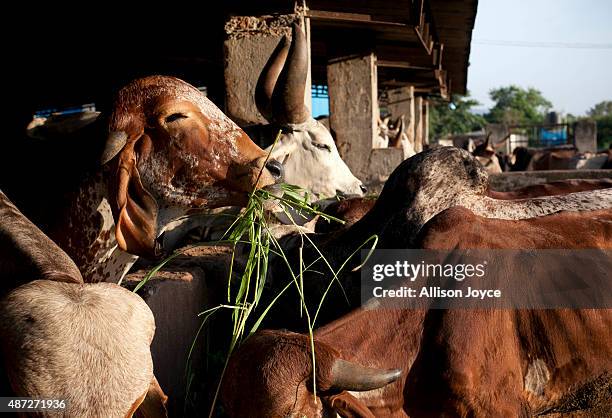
[329,359,402,392]
[484,132,492,148]
[271,22,310,124]
[392,116,404,144]
[255,36,290,122]
[100,131,128,165]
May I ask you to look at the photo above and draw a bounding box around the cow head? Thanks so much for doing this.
[221,330,401,418]
[375,115,391,148]
[100,76,283,257]
[256,23,366,199]
[472,134,502,174]
[362,147,489,246]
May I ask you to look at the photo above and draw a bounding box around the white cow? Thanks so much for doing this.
[375,115,391,148]
[255,23,366,199]
[387,114,416,160]
[471,134,503,174]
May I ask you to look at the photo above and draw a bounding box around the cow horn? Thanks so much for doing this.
[271,22,310,125]
[484,132,492,148]
[393,116,404,142]
[256,36,290,122]
[100,131,128,165]
[329,359,402,391]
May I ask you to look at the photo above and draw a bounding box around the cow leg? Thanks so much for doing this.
[404,310,530,417]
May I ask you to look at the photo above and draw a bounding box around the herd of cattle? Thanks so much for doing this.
[470,134,612,175]
[0,23,611,417]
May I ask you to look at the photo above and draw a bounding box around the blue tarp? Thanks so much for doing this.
[540,127,567,145]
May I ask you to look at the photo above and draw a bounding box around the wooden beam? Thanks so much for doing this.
[307,0,413,21]
[308,8,431,52]
[376,60,436,70]
[307,10,406,27]
[375,44,436,68]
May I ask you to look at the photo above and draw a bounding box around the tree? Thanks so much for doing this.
[595,115,612,149]
[587,100,612,118]
[585,101,612,149]
[485,86,552,126]
[429,93,486,139]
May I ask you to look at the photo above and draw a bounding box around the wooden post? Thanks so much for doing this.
[328,53,377,181]
[422,99,429,147]
[414,96,423,152]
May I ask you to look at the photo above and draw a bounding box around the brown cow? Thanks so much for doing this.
[1,76,283,282]
[335,147,612,250]
[527,147,578,171]
[510,143,612,171]
[315,197,377,234]
[315,179,612,234]
[221,207,612,417]
[487,178,612,200]
[0,190,167,417]
[264,148,612,329]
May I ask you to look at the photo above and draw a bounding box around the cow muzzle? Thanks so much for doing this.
[226,156,285,194]
[252,156,284,190]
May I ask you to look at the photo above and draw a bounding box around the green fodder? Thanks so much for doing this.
[134,131,378,416]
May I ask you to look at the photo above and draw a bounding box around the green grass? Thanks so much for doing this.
[134,130,378,416]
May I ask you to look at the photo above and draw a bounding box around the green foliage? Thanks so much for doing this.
[584,101,612,149]
[485,85,552,125]
[594,114,612,149]
[429,93,486,139]
[588,100,612,118]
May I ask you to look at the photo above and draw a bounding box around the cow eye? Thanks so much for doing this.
[313,142,331,152]
[165,113,188,123]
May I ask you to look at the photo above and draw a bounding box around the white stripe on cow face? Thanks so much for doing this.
[266,118,365,199]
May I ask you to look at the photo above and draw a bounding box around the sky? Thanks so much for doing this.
[468,0,612,116]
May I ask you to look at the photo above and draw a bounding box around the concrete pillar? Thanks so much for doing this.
[574,120,597,153]
[224,13,311,126]
[414,96,423,153]
[123,247,232,416]
[386,86,415,149]
[328,54,378,181]
[423,99,429,146]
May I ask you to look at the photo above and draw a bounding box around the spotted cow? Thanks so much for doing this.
[1,76,283,282]
[0,190,167,418]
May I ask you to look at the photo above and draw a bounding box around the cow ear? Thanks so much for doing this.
[114,136,159,258]
[325,392,375,418]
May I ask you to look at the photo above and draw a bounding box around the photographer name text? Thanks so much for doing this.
[372,286,501,299]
